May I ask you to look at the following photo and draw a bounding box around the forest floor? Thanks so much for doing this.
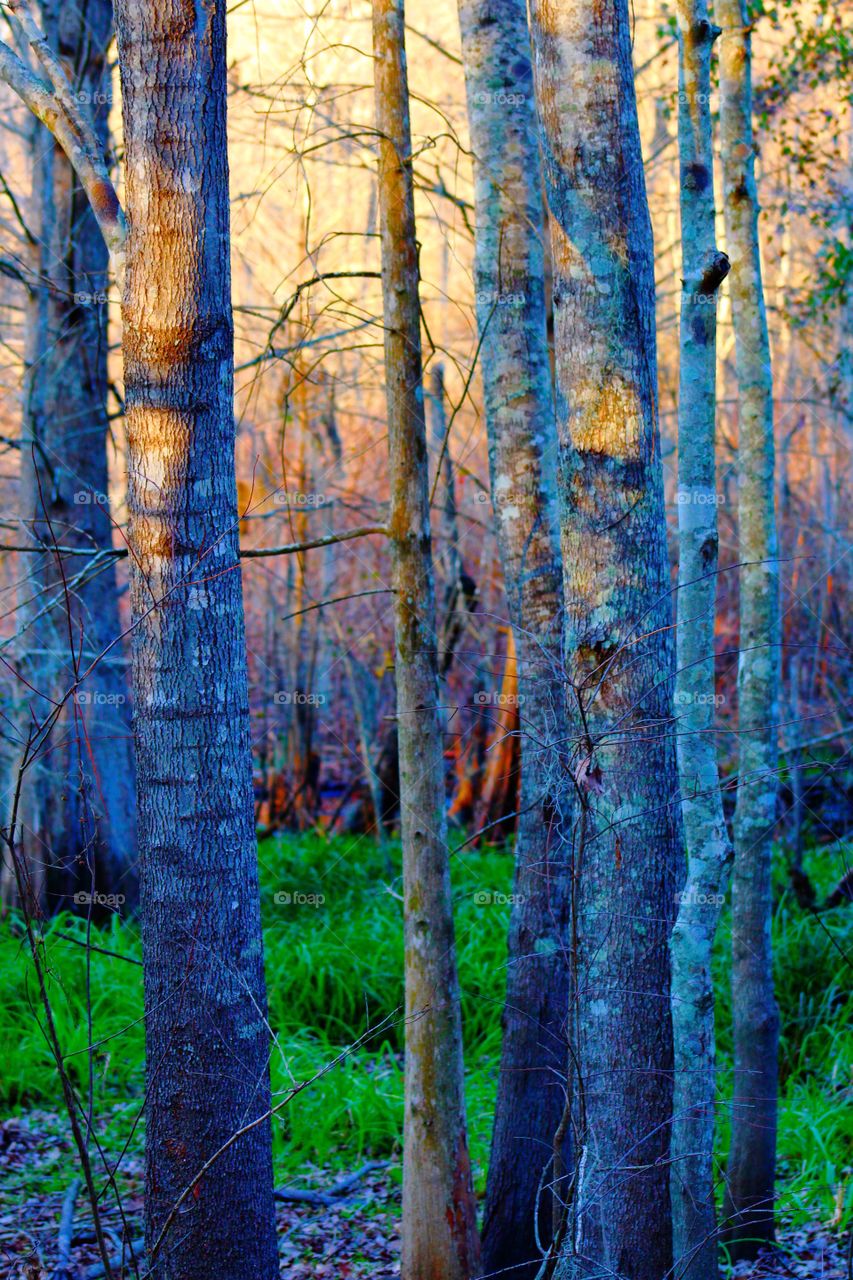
[0,833,850,1278]
[0,1109,401,1277]
[0,1108,849,1279]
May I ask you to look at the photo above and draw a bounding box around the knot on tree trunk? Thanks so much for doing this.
[692,17,722,44]
[694,250,731,297]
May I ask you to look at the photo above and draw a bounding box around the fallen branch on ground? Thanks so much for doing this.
[50,1178,80,1280]
[274,1159,391,1207]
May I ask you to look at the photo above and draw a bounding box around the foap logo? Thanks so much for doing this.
[475,289,526,308]
[473,890,525,906]
[273,491,328,508]
[73,290,109,307]
[274,889,325,907]
[674,887,725,908]
[75,691,126,707]
[675,489,724,506]
[274,690,326,706]
[75,89,113,108]
[674,690,724,707]
[677,90,712,107]
[74,488,110,505]
[473,89,528,108]
[74,890,125,909]
[473,690,524,707]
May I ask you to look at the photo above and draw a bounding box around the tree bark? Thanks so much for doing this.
[669,5,731,1277]
[372,3,479,1277]
[527,1,683,1276]
[456,3,573,1270]
[113,2,278,1276]
[718,0,781,1257]
[14,0,137,912]
[471,626,522,840]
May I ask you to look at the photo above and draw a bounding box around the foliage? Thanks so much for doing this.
[0,834,849,1220]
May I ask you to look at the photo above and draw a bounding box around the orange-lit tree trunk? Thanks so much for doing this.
[472,628,521,840]
[114,5,280,1273]
[528,0,684,1274]
[0,2,281,1274]
[372,2,479,1276]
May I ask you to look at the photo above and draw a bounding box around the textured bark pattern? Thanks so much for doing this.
[16,0,136,910]
[528,2,683,1276]
[113,2,278,1276]
[670,6,731,1278]
[718,0,781,1257]
[457,1,572,1273]
[372,3,479,1278]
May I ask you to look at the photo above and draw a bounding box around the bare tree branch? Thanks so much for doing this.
[0,0,126,276]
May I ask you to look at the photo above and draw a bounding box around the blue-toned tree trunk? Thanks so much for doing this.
[528,0,684,1274]
[719,0,781,1256]
[670,2,731,1276]
[14,0,137,913]
[457,2,573,1274]
[114,2,278,1275]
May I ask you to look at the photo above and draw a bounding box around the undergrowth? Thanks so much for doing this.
[0,831,849,1229]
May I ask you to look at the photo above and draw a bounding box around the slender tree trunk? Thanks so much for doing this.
[669,5,732,1277]
[471,627,522,839]
[113,3,278,1276]
[428,364,463,628]
[15,0,137,912]
[838,106,853,439]
[718,0,781,1256]
[527,1,683,1275]
[372,3,479,1276]
[456,4,573,1269]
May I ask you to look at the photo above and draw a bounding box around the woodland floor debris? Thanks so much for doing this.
[0,1112,848,1279]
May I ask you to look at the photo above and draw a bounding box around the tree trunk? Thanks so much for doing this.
[14,0,137,912]
[718,0,781,1256]
[456,5,573,1269]
[527,1,683,1275]
[372,3,479,1276]
[113,3,278,1275]
[471,627,522,841]
[669,5,731,1277]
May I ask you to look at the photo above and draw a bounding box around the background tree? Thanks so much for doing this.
[10,0,136,912]
[527,0,684,1273]
[372,2,479,1277]
[669,0,731,1275]
[719,0,782,1256]
[456,0,572,1273]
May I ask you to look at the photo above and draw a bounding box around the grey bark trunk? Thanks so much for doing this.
[669,5,732,1278]
[456,2,573,1274]
[527,1,683,1275]
[718,0,781,1257]
[372,3,479,1276]
[15,0,136,912]
[113,2,278,1275]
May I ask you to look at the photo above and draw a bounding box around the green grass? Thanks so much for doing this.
[713,847,853,1230]
[0,832,849,1226]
